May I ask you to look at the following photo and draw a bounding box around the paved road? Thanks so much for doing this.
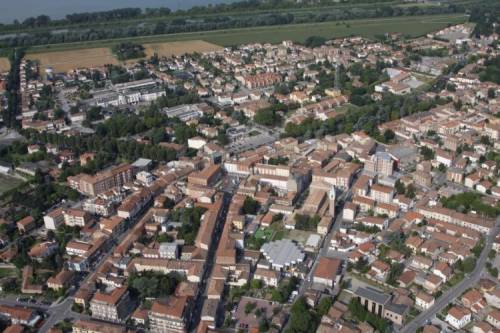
[400,217,500,333]
[0,296,84,333]
[38,297,81,333]
[189,192,232,331]
[297,186,352,296]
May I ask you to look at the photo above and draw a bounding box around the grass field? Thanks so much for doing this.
[0,58,10,72]
[255,228,274,240]
[26,47,119,74]
[0,174,24,195]
[27,40,222,73]
[26,13,467,55]
[0,267,17,279]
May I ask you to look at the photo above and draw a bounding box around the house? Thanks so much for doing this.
[4,324,25,333]
[206,279,225,299]
[369,260,390,281]
[435,149,454,167]
[148,296,188,332]
[28,241,58,262]
[43,208,65,230]
[47,270,74,291]
[312,257,342,288]
[356,216,388,230]
[423,274,443,293]
[188,137,207,150]
[63,209,91,227]
[0,305,41,326]
[405,236,424,253]
[446,306,472,329]
[343,202,357,222]
[370,184,394,203]
[253,267,281,287]
[397,270,416,288]
[415,291,434,310]
[410,255,433,270]
[90,287,131,322]
[131,308,149,327]
[471,321,493,333]
[16,216,35,234]
[432,262,452,282]
[462,289,486,314]
[422,325,440,333]
[484,289,500,309]
[486,309,500,329]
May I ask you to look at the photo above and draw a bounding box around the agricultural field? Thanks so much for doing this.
[198,14,467,45]
[143,40,223,58]
[0,57,10,72]
[0,174,24,195]
[25,13,467,55]
[26,40,222,74]
[26,47,119,74]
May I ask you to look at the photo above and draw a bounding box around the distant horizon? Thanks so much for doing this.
[0,0,236,24]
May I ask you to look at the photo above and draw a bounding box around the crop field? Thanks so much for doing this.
[25,13,466,55]
[26,47,119,74]
[143,40,222,58]
[0,58,10,72]
[26,40,222,74]
[198,14,468,45]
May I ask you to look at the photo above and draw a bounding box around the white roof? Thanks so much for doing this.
[261,239,304,269]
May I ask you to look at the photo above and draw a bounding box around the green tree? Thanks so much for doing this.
[254,108,282,126]
[316,297,333,317]
[462,257,476,273]
[420,146,435,160]
[395,180,406,195]
[289,297,317,332]
[242,196,260,215]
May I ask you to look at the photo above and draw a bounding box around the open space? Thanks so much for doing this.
[0,174,24,195]
[26,40,223,74]
[0,57,10,72]
[25,13,467,55]
[26,47,119,74]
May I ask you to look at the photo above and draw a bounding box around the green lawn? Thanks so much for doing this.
[255,228,273,240]
[26,13,467,53]
[0,267,18,279]
[0,174,24,195]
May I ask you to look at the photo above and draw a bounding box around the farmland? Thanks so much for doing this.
[26,47,119,74]
[25,13,467,55]
[26,40,222,73]
[0,58,10,72]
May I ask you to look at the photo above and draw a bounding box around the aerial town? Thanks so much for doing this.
[0,19,499,333]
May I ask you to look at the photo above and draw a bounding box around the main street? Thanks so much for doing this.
[400,217,500,333]
[189,191,233,331]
